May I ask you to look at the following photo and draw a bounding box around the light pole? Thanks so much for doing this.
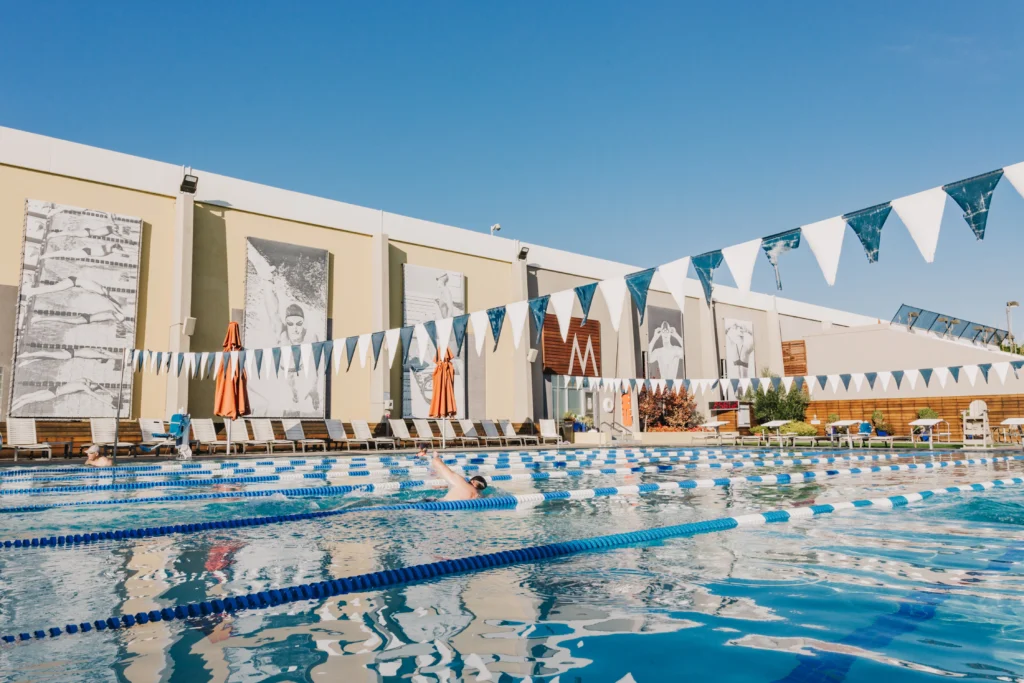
[489,223,501,236]
[1008,301,1019,349]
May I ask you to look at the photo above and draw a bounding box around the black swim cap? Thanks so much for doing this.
[285,304,305,319]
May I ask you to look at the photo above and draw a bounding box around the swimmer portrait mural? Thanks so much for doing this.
[244,237,329,418]
[402,263,466,418]
[9,200,143,417]
[724,318,756,379]
[645,305,685,379]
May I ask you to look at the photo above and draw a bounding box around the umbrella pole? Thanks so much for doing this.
[226,419,232,455]
[112,349,127,466]
[442,417,447,450]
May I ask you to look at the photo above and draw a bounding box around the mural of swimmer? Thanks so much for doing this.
[9,200,142,417]
[724,318,756,378]
[645,306,685,379]
[244,237,329,418]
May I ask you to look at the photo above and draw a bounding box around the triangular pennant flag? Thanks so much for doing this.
[135,350,145,373]
[793,376,804,392]
[801,216,846,286]
[993,361,1010,384]
[816,375,828,390]
[238,349,247,377]
[149,351,158,374]
[933,367,949,388]
[891,187,946,263]
[322,340,334,374]
[154,352,164,375]
[452,315,469,356]
[370,331,385,367]
[300,344,314,378]
[919,367,933,387]
[948,365,961,383]
[1012,360,1024,377]
[469,311,488,356]
[356,334,371,368]
[434,318,453,354]
[528,295,550,345]
[904,368,919,391]
[231,350,240,377]
[597,277,627,331]
[963,364,978,386]
[423,320,438,352]
[206,352,217,379]
[851,373,864,392]
[781,376,794,393]
[624,268,656,323]
[656,256,690,312]
[486,306,506,350]
[290,345,302,373]
[244,349,254,378]
[574,282,598,324]
[506,300,529,350]
[843,202,891,263]
[399,326,415,365]
[943,169,1003,240]
[311,341,325,372]
[254,348,264,378]
[213,352,224,380]
[382,330,399,369]
[878,371,892,392]
[550,290,576,342]
[770,376,782,392]
[828,375,841,393]
[271,347,282,376]
[839,374,852,391]
[739,378,752,394]
[750,377,761,393]
[760,229,801,290]
[978,363,992,383]
[721,239,762,293]
[176,353,185,377]
[691,250,723,303]
[1004,161,1024,200]
[345,336,358,369]
[414,324,431,360]
[730,378,740,394]
[864,371,877,389]
[892,370,904,390]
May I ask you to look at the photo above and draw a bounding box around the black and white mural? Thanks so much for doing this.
[402,263,466,418]
[724,318,756,379]
[9,200,142,417]
[244,237,328,418]
[646,305,685,379]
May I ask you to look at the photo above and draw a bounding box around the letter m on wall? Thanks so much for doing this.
[540,315,602,377]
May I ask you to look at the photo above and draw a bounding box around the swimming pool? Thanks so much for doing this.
[1,447,1022,682]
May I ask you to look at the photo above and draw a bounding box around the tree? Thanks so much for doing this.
[638,387,703,430]
[741,372,809,423]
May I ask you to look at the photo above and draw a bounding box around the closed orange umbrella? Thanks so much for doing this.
[214,322,250,450]
[429,348,457,448]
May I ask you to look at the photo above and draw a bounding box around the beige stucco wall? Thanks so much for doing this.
[190,204,375,418]
[0,163,177,418]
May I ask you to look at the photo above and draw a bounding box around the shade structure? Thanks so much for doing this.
[429,348,457,420]
[214,322,250,450]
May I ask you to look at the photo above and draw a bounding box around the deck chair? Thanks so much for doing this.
[738,433,763,447]
[718,431,740,446]
[352,420,395,449]
[387,419,417,448]
[500,420,539,446]
[459,420,488,446]
[281,419,327,452]
[324,420,364,450]
[790,434,816,448]
[538,419,563,445]
[191,418,236,454]
[139,418,176,455]
[440,419,479,446]
[481,420,508,446]
[412,419,441,447]
[7,418,53,461]
[248,419,296,453]
[87,418,136,456]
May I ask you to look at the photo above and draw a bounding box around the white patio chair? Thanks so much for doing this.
[88,418,136,456]
[480,420,508,446]
[439,419,479,446]
[501,419,540,446]
[139,418,175,455]
[248,419,296,453]
[352,420,396,449]
[538,419,563,445]
[191,418,236,454]
[324,420,364,450]
[412,419,441,447]
[388,419,417,448]
[458,420,485,445]
[281,419,327,452]
[7,418,53,461]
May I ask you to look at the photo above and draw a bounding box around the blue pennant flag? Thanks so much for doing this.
[271,347,282,376]
[864,371,877,389]
[254,348,264,378]
[290,345,302,372]
[943,169,1003,240]
[843,202,892,263]
[709,379,719,391]
[400,326,415,365]
[793,376,804,392]
[760,228,801,290]
[487,306,506,350]
[154,352,163,374]
[892,370,904,389]
[978,363,991,382]
[529,296,550,345]
[948,365,960,383]
[770,376,782,391]
[370,331,385,367]
[629,378,638,391]
[575,283,598,324]
[919,367,933,387]
[1012,360,1024,378]
[682,379,691,392]
[323,340,334,373]
[205,352,217,378]
[730,378,740,393]
[452,315,469,355]
[135,350,145,372]
[345,336,358,369]
[177,353,185,377]
[816,375,828,390]
[840,374,852,391]
[691,250,723,303]
[311,341,325,371]
[750,378,761,393]
[624,268,656,324]
[423,321,437,351]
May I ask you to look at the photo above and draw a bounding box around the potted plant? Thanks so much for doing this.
[870,410,891,437]
[915,407,939,441]
[562,411,576,426]
[826,413,840,437]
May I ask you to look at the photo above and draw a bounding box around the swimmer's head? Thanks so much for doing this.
[284,303,306,344]
[84,445,101,461]
[469,476,488,492]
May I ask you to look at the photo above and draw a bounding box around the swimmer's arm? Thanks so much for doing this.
[431,454,475,495]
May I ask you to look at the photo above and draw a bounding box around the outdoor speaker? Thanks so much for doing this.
[183,317,196,336]
[527,349,539,363]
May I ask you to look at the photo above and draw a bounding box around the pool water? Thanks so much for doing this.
[0,447,1022,682]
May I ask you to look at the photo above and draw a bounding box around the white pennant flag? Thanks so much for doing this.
[722,238,762,293]
[188,352,198,378]
[993,361,1010,384]
[550,289,576,342]
[469,310,489,356]
[653,379,666,394]
[828,375,840,393]
[357,334,372,368]
[891,187,946,263]
[878,370,892,392]
[435,317,453,354]
[934,366,949,388]
[506,300,529,350]
[332,344,343,375]
[738,378,751,394]
[801,216,847,286]
[904,368,919,391]
[230,350,239,378]
[213,352,223,380]
[385,328,401,369]
[656,256,691,312]
[147,351,157,374]
[805,376,815,397]
[963,364,979,387]
[781,376,794,393]
[597,277,627,332]
[414,324,431,360]
[301,344,314,377]
[851,373,865,393]
[1004,161,1024,200]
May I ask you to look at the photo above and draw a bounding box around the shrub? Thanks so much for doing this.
[741,373,810,423]
[870,410,892,434]
[917,407,939,420]
[780,421,817,436]
[638,387,703,431]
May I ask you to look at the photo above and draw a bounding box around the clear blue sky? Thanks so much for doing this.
[2,2,1022,329]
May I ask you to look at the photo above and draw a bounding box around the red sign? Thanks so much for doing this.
[709,401,739,411]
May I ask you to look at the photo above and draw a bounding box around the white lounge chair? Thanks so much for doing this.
[413,419,441,447]
[439,419,479,446]
[352,420,396,449]
[538,419,563,445]
[281,419,327,452]
[500,420,539,446]
[248,419,296,453]
[191,418,236,454]
[387,419,417,448]
[480,420,508,446]
[139,418,175,455]
[88,418,136,456]
[324,420,365,450]
[458,420,486,445]
[7,418,53,461]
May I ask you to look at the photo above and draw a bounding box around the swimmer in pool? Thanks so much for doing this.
[422,448,488,501]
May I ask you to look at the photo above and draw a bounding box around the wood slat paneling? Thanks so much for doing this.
[542,316,602,376]
[782,340,807,377]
